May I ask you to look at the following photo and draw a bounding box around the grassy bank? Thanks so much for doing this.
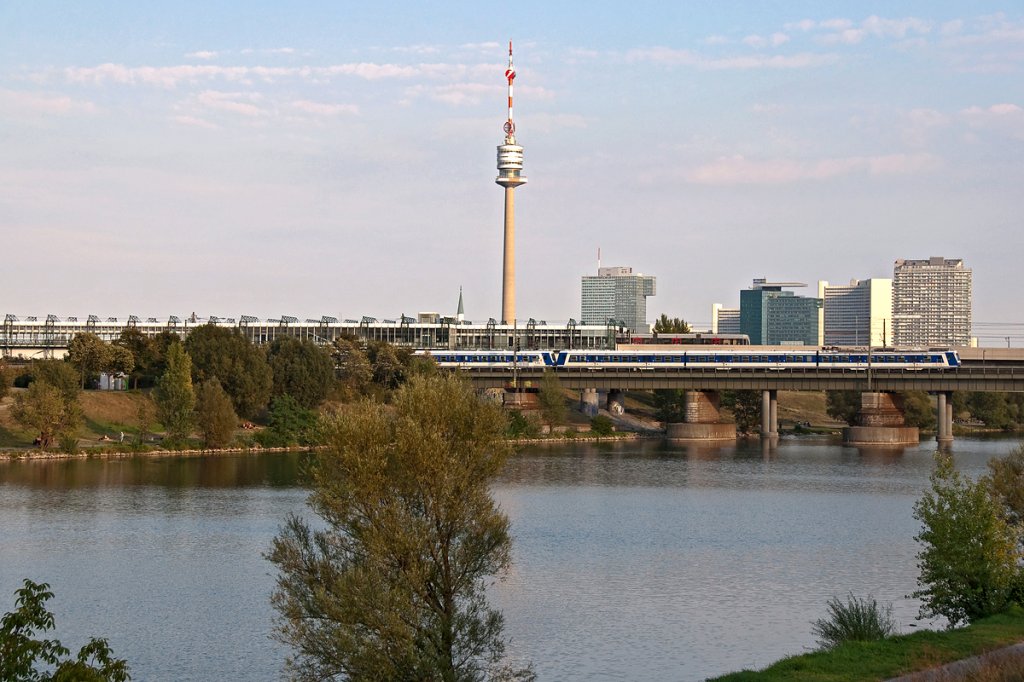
[709,606,1024,681]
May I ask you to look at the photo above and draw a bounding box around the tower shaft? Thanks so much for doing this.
[502,187,516,324]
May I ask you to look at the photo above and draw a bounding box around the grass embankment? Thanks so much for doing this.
[709,606,1024,681]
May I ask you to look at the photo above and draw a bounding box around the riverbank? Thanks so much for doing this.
[709,606,1024,681]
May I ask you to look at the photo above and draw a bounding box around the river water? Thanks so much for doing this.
[0,437,1019,681]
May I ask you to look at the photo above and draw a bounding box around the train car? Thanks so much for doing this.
[415,350,552,369]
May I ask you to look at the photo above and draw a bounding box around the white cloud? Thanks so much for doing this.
[290,99,359,116]
[171,114,219,129]
[55,61,495,88]
[267,48,296,55]
[940,19,964,36]
[902,108,950,145]
[686,153,940,185]
[0,88,97,115]
[742,33,790,48]
[961,103,1024,139]
[820,18,854,31]
[195,90,265,117]
[784,19,817,32]
[185,50,218,60]
[818,28,867,45]
[625,47,835,69]
[861,15,932,38]
[703,35,730,46]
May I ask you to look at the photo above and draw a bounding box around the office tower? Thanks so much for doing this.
[739,279,822,345]
[581,266,657,332]
[817,279,892,347]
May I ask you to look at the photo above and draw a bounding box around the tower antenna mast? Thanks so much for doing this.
[496,41,526,325]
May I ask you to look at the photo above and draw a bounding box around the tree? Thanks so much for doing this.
[155,342,195,444]
[333,338,373,400]
[899,391,935,429]
[114,329,156,389]
[135,395,156,447]
[267,374,533,681]
[653,314,691,334]
[184,325,272,418]
[370,342,404,391]
[104,345,135,384]
[0,359,9,401]
[195,379,238,449]
[826,391,861,426]
[67,333,110,389]
[29,360,81,402]
[912,452,1020,626]
[267,337,335,409]
[968,393,1014,430]
[722,390,761,434]
[258,394,319,447]
[537,370,567,428]
[986,443,1024,533]
[653,389,686,423]
[11,381,81,449]
[0,579,130,682]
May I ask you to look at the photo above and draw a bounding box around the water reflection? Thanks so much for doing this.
[1,437,1021,682]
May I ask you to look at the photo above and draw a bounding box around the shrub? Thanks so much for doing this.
[913,452,1021,626]
[590,415,615,436]
[811,593,896,649]
[58,434,79,455]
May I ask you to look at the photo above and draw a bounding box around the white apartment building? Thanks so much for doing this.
[817,279,893,347]
[710,304,741,335]
[892,257,972,347]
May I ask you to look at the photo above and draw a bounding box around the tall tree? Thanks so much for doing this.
[653,389,686,423]
[912,452,1020,627]
[370,343,404,391]
[155,342,195,444]
[333,338,373,400]
[185,325,272,418]
[537,370,567,427]
[653,314,691,334]
[722,390,761,434]
[195,379,238,449]
[11,381,81,449]
[67,333,109,388]
[825,391,861,426]
[986,443,1024,535]
[114,328,157,389]
[268,374,533,681]
[267,336,335,409]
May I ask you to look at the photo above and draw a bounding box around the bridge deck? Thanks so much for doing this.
[464,366,1024,392]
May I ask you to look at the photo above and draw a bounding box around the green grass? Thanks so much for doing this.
[709,606,1024,681]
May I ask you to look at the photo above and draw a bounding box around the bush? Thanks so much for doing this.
[811,593,896,649]
[257,394,319,447]
[590,415,615,436]
[913,452,1021,626]
[58,434,79,455]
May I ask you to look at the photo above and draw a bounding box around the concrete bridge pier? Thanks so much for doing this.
[579,388,600,417]
[761,390,778,439]
[843,392,919,446]
[666,391,737,441]
[607,390,625,416]
[936,391,954,445]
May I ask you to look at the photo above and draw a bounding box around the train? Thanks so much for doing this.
[415,348,962,371]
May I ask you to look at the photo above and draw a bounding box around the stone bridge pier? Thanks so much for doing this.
[843,392,919,445]
[761,390,778,440]
[666,391,737,441]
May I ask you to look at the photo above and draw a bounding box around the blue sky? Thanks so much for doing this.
[2,2,1022,340]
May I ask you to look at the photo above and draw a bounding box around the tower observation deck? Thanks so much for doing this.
[496,41,526,324]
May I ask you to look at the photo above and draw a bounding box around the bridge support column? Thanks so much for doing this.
[579,389,600,417]
[843,392,919,446]
[607,390,625,416]
[760,390,778,439]
[666,391,736,441]
[936,391,954,445]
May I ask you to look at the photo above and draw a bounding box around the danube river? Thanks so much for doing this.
[0,437,1018,681]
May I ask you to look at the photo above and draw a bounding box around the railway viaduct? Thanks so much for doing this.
[462,348,1024,445]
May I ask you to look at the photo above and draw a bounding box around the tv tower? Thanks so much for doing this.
[496,40,526,325]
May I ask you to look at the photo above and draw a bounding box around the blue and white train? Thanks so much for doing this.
[415,349,962,371]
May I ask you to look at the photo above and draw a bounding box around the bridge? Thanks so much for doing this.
[464,348,1024,446]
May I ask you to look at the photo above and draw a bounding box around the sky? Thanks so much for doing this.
[1,1,1022,342]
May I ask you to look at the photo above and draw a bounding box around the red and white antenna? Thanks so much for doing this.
[503,40,516,138]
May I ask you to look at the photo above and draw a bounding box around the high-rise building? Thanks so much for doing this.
[581,266,656,332]
[496,42,526,324]
[817,279,892,347]
[739,279,821,345]
[892,257,972,347]
[711,304,741,334]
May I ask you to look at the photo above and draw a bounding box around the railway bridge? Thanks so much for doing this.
[463,349,1024,445]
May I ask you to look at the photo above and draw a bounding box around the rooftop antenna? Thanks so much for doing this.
[597,247,601,271]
